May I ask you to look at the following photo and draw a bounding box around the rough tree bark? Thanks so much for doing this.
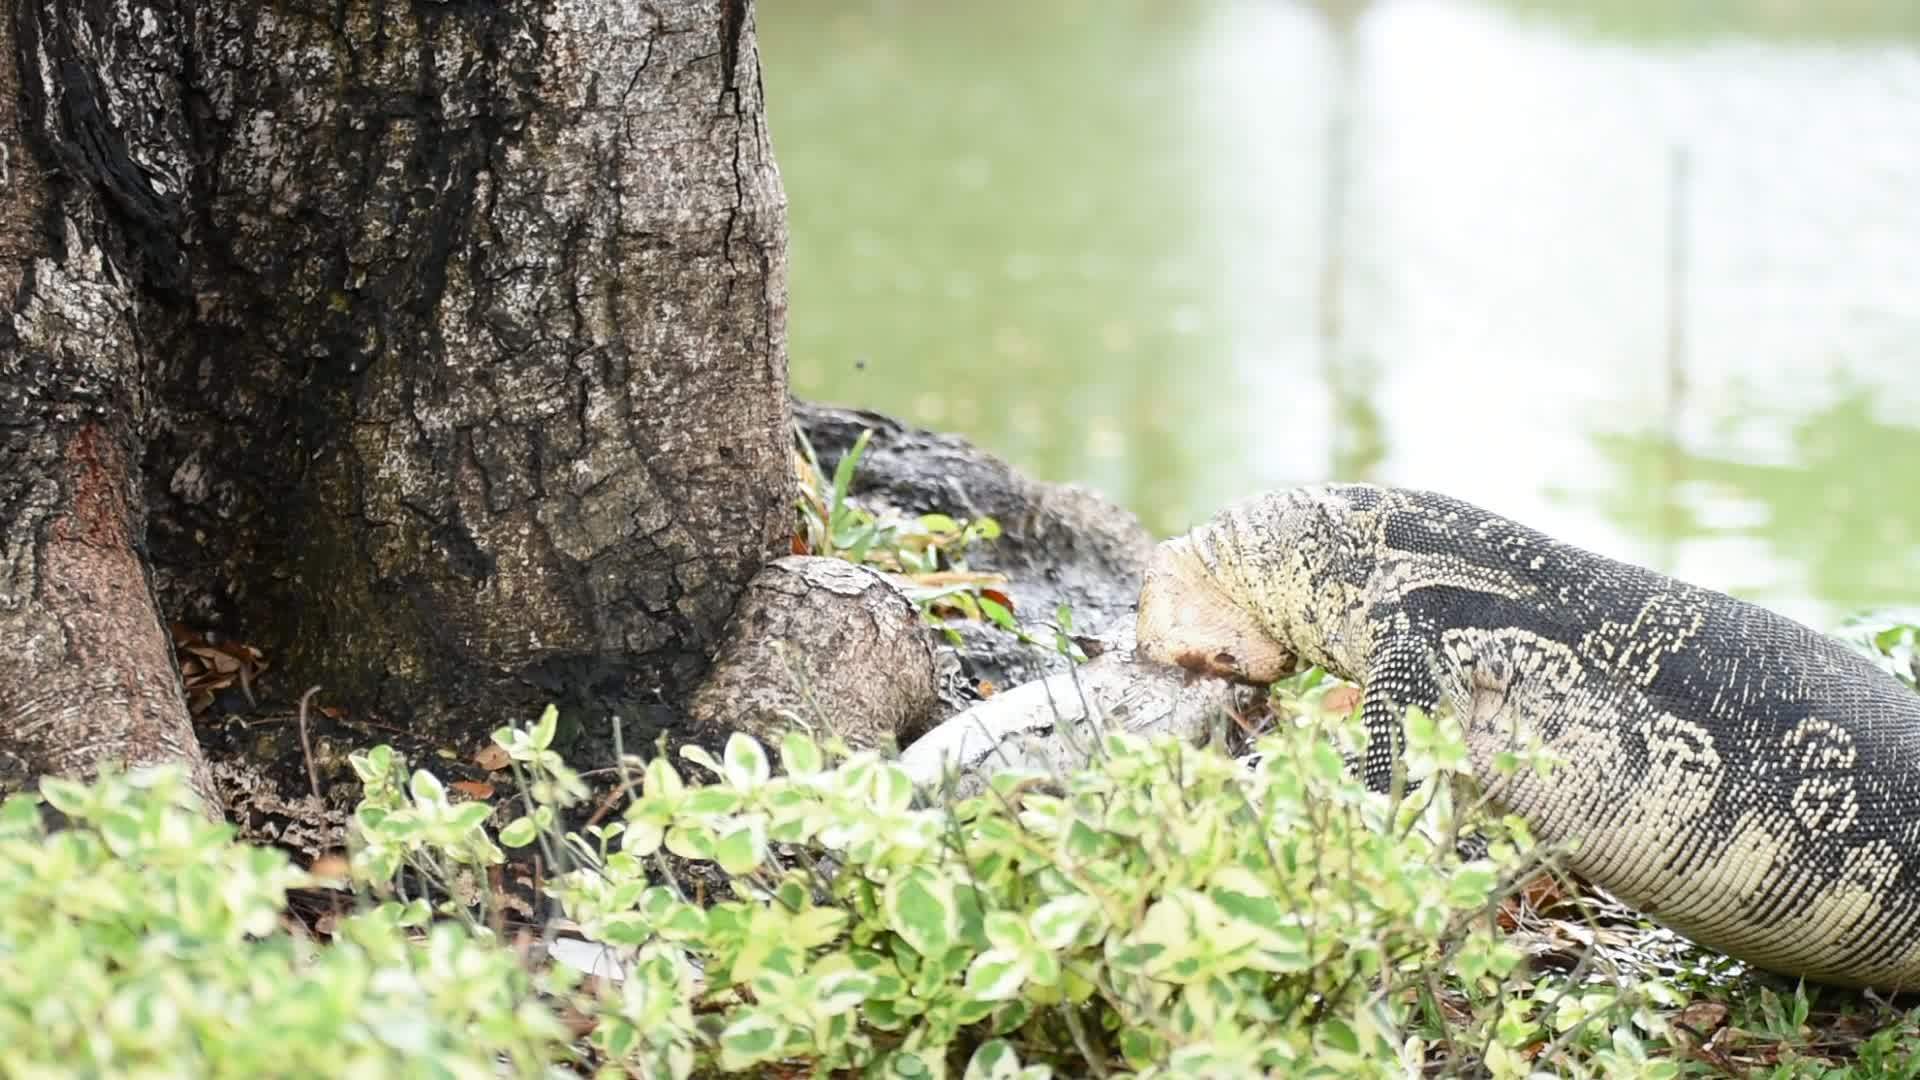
[1,0,789,810]
[1,0,218,807]
[688,555,939,751]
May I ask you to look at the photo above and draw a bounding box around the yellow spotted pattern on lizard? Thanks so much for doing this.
[1136,483,1920,990]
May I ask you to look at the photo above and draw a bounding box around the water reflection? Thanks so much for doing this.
[761,1,1248,531]
[759,0,1920,628]
[1320,2,1391,483]
[1496,0,1920,43]
[1580,383,1920,617]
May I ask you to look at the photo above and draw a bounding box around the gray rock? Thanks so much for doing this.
[793,400,1154,717]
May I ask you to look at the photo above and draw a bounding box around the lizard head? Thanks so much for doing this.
[1136,485,1376,684]
[1135,525,1298,685]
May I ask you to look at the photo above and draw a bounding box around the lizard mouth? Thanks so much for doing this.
[1135,538,1296,685]
[1163,646,1295,686]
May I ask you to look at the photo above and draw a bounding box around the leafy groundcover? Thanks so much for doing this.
[6,668,1920,1078]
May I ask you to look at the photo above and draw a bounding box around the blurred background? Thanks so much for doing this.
[757,0,1920,632]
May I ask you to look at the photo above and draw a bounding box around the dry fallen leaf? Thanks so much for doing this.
[307,852,352,880]
[1497,871,1574,931]
[208,639,263,664]
[474,744,512,771]
[186,644,242,675]
[1674,1001,1731,1037]
[977,680,996,698]
[1519,872,1569,910]
[906,570,1009,589]
[1321,685,1363,715]
[170,623,270,715]
[451,780,496,800]
[559,1002,599,1038]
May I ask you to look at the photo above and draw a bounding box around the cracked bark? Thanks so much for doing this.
[688,556,939,752]
[1,0,216,808]
[2,0,790,813]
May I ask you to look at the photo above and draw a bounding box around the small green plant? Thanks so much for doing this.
[341,695,1725,1077]
[0,767,570,1078]
[16,678,1920,1077]
[1838,611,1920,690]
[1869,623,1920,691]
[794,427,1003,576]
[794,425,1070,650]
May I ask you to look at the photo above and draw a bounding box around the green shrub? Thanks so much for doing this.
[793,425,1074,652]
[1838,613,1920,690]
[346,688,1698,1078]
[10,675,1920,1078]
[0,768,569,1078]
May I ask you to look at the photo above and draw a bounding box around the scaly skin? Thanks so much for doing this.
[1136,483,1920,991]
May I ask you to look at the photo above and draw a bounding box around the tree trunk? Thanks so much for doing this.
[0,0,217,808]
[1,0,789,804]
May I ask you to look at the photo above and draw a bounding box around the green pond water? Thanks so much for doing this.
[758,0,1920,632]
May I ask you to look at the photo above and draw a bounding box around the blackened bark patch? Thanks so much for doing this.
[16,3,189,294]
[135,0,792,767]
[719,0,747,104]
[5,0,791,826]
[516,651,679,750]
[432,512,495,582]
